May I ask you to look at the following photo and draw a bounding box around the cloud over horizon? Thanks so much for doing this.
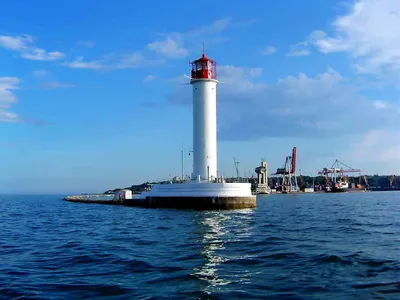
[0,34,64,61]
[0,77,20,122]
[305,0,400,77]
[166,65,399,142]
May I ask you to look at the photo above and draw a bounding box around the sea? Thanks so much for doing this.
[0,192,399,300]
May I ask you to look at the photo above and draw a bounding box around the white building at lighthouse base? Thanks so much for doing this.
[138,180,256,209]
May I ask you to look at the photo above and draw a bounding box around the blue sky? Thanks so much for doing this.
[1,0,399,194]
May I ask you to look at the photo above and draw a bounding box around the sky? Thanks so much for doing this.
[1,0,399,194]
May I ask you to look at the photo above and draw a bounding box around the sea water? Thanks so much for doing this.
[0,192,399,299]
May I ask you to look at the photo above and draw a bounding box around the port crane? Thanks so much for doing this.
[229,157,244,182]
[271,147,298,193]
[358,175,369,188]
[318,159,361,186]
[389,175,396,188]
[233,157,240,178]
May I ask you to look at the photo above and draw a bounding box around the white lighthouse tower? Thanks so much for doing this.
[190,52,218,181]
[138,51,256,209]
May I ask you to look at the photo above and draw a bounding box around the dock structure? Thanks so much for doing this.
[254,159,271,194]
[63,195,122,205]
[271,147,299,193]
[63,190,255,210]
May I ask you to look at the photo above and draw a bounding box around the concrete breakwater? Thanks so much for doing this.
[63,194,256,210]
[63,195,122,205]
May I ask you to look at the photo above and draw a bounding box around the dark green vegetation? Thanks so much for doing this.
[104,175,399,194]
[293,174,398,190]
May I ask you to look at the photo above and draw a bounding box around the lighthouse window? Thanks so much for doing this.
[207,61,213,70]
[196,62,203,71]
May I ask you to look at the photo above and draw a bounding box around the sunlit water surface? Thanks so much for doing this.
[0,192,399,299]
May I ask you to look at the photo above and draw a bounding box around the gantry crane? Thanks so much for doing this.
[318,159,361,190]
[390,175,396,188]
[271,147,298,193]
[233,157,240,178]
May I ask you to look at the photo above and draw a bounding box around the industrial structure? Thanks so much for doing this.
[137,50,256,209]
[254,160,271,194]
[233,157,240,178]
[271,147,299,193]
[318,159,361,192]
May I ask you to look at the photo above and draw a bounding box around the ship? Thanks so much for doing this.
[325,178,349,193]
[318,160,360,193]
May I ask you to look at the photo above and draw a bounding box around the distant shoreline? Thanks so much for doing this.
[103,174,399,195]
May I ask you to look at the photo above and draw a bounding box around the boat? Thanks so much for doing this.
[328,180,349,193]
[255,185,271,195]
[258,190,271,195]
[318,159,360,194]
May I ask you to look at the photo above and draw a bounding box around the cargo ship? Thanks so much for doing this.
[325,179,349,193]
[318,160,360,193]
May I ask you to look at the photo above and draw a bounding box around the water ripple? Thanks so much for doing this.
[0,192,399,299]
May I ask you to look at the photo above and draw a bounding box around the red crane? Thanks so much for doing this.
[271,147,299,193]
[291,147,297,174]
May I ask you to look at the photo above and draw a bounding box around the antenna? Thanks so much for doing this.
[202,42,205,55]
[180,74,192,85]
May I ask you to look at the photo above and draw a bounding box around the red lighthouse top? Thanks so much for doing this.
[190,52,217,80]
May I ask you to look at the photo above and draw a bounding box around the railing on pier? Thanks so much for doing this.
[225,177,251,183]
[63,194,115,201]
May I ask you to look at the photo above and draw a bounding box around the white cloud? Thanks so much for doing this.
[373,100,390,109]
[288,49,311,57]
[167,65,399,141]
[40,81,74,89]
[0,34,33,50]
[65,17,254,71]
[143,75,156,83]
[78,40,95,47]
[187,17,257,38]
[308,0,400,74]
[116,53,146,69]
[147,17,256,59]
[32,70,74,89]
[261,46,277,56]
[0,34,64,61]
[33,69,49,77]
[287,42,311,57]
[0,77,20,123]
[62,56,105,70]
[21,48,64,61]
[188,17,233,37]
[207,17,232,32]
[62,53,162,70]
[167,75,187,85]
[219,66,263,79]
[347,130,400,174]
[179,17,234,50]
[217,66,265,92]
[147,33,188,59]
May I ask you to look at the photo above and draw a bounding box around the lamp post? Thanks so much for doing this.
[181,150,184,181]
[181,150,195,181]
[188,150,194,180]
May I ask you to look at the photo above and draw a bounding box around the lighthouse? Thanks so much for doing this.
[137,51,256,209]
[190,53,218,181]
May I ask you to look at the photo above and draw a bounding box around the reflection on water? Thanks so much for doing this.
[2,193,399,298]
[192,209,256,294]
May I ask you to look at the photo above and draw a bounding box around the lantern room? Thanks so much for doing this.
[190,53,217,80]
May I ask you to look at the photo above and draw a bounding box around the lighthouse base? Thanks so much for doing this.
[137,182,256,210]
[138,196,255,209]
